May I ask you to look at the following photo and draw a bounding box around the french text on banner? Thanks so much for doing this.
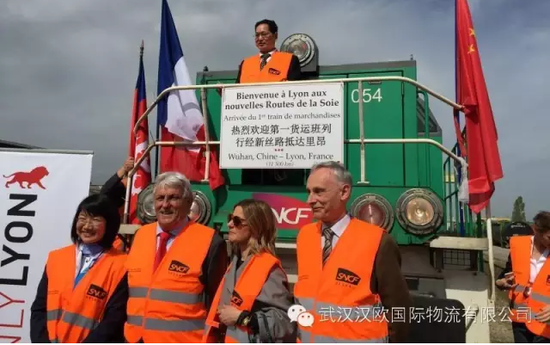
[219,82,344,169]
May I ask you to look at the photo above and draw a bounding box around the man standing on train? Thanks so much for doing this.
[236,19,302,84]
[236,19,304,185]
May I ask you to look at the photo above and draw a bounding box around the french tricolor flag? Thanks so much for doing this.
[157,0,224,189]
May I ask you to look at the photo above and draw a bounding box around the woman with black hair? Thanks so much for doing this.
[30,193,129,343]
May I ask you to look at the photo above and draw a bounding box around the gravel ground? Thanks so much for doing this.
[487,265,514,343]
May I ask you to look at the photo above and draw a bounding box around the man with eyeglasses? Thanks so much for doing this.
[236,19,302,84]
[236,19,304,186]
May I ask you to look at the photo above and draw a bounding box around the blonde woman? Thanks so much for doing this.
[203,199,296,343]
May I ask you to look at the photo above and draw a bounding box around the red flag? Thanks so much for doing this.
[455,0,503,213]
[160,128,225,190]
[128,41,152,223]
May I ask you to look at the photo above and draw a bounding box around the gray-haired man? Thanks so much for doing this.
[294,161,411,343]
[124,172,228,343]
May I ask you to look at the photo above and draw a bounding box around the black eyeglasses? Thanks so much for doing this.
[227,214,247,227]
[254,32,271,38]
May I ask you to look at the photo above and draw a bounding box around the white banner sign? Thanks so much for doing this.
[0,149,93,343]
[220,82,344,169]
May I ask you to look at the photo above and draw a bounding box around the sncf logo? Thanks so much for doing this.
[252,193,312,229]
[168,260,189,274]
[231,291,243,307]
[336,268,361,286]
[86,284,107,300]
[3,166,49,189]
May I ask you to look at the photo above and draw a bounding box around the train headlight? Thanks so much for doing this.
[280,33,316,68]
[137,184,156,224]
[350,194,394,231]
[189,191,212,225]
[396,189,443,235]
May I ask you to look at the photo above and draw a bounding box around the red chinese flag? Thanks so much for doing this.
[128,41,152,223]
[455,0,503,214]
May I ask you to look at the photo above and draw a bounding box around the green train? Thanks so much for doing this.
[126,33,493,342]
[185,33,475,246]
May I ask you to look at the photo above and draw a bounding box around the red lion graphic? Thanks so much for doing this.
[3,166,49,189]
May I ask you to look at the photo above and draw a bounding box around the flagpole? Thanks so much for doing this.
[155,123,161,178]
[201,66,211,182]
[455,0,466,237]
[124,41,144,224]
[486,201,496,306]
[148,90,159,178]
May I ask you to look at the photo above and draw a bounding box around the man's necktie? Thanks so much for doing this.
[260,53,270,70]
[154,231,171,271]
[322,227,334,266]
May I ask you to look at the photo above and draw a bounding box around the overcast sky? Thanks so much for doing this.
[0,0,548,219]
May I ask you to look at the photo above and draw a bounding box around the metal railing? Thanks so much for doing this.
[123,75,497,303]
[124,76,502,304]
[124,76,501,226]
[441,113,496,305]
[125,76,469,224]
[443,142,475,237]
[129,76,466,180]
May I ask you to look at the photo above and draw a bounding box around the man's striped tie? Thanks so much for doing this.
[322,227,334,266]
[260,53,270,70]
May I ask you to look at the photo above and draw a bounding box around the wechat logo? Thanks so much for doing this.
[288,304,314,327]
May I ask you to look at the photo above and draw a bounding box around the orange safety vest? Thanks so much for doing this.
[294,218,389,343]
[240,51,293,83]
[45,244,127,343]
[203,252,283,343]
[508,235,550,337]
[124,221,216,343]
